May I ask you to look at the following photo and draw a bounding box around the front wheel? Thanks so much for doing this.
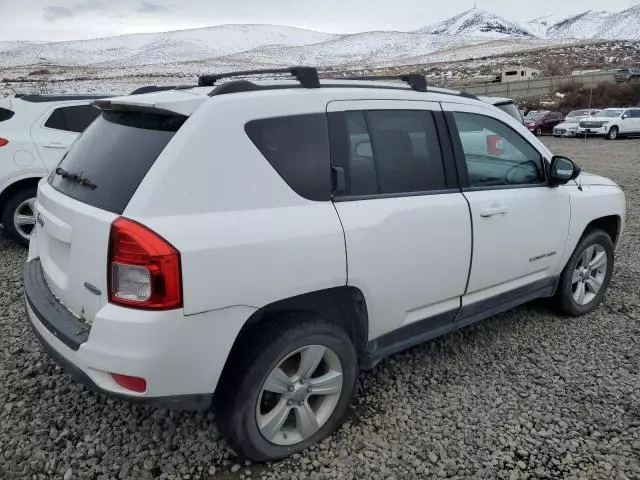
[607,126,619,140]
[535,127,543,136]
[216,315,357,462]
[1,187,38,246]
[554,229,614,316]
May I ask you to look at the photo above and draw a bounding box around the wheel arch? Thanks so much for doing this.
[222,286,369,372]
[584,214,622,247]
[0,176,42,215]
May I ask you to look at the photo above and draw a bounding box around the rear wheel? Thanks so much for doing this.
[1,187,37,246]
[607,126,619,140]
[554,229,614,316]
[216,314,357,462]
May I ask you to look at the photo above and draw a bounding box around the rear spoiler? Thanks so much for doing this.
[91,100,182,117]
[92,91,205,117]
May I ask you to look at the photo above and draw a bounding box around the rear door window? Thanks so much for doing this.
[50,110,186,214]
[329,109,447,197]
[44,105,101,133]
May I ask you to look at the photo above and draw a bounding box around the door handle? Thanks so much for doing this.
[43,143,67,149]
[480,205,508,217]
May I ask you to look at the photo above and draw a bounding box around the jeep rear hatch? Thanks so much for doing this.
[34,106,188,325]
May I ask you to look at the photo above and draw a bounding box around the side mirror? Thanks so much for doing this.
[549,156,581,186]
[622,114,629,120]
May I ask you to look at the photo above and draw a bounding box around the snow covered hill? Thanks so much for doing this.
[0,24,337,68]
[1,4,639,76]
[418,9,534,38]
[534,5,640,40]
[545,11,612,39]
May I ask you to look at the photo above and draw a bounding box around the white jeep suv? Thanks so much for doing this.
[0,94,105,244]
[24,68,626,462]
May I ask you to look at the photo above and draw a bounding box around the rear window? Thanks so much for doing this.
[50,110,186,214]
[0,107,14,122]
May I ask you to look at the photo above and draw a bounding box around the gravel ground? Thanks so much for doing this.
[1,137,639,480]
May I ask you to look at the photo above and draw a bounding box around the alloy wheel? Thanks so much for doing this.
[572,244,608,306]
[256,345,343,446]
[13,197,36,241]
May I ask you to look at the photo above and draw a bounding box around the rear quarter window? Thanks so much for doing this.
[0,107,14,122]
[44,105,101,133]
[245,114,331,201]
[50,110,186,214]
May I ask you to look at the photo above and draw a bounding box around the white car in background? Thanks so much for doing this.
[0,94,105,244]
[577,108,640,140]
[553,109,601,137]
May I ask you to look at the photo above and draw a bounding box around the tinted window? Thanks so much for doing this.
[631,110,640,118]
[63,105,101,133]
[50,110,185,214]
[453,112,544,188]
[245,114,330,201]
[367,110,445,194]
[44,105,101,133]
[44,108,66,130]
[0,108,14,122]
[333,110,446,197]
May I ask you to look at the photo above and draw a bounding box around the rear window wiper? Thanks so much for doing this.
[55,167,97,190]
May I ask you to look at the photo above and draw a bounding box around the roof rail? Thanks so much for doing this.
[130,85,181,95]
[336,74,428,92]
[198,66,320,89]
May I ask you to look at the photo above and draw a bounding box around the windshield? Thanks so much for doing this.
[531,113,547,121]
[600,110,624,117]
[567,110,588,117]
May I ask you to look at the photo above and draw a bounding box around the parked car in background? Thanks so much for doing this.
[24,69,626,462]
[0,94,106,244]
[577,108,640,140]
[553,109,601,137]
[525,111,565,136]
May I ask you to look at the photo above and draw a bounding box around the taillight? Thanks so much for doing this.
[0,138,8,147]
[108,217,182,310]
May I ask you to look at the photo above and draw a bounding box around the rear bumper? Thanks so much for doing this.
[24,258,254,410]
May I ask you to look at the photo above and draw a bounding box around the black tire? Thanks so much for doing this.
[216,314,357,462]
[554,229,614,316]
[1,187,37,246]
[535,127,543,136]
[607,126,619,140]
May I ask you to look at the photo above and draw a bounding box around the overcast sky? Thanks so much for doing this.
[1,0,638,41]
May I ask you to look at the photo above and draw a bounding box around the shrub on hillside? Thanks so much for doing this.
[559,80,640,111]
